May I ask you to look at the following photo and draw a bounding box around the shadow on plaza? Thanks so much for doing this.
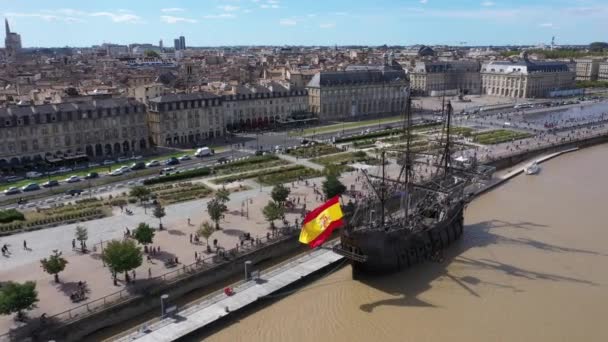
[357,219,601,313]
[167,229,186,236]
[221,228,246,237]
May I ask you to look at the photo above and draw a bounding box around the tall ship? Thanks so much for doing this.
[333,94,495,274]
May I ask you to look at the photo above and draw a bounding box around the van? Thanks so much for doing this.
[195,147,212,157]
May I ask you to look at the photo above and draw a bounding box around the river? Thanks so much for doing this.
[190,144,608,342]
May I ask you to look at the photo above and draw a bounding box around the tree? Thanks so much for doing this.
[197,221,215,248]
[215,188,230,204]
[207,198,227,230]
[133,223,155,246]
[152,205,166,229]
[0,281,38,322]
[144,50,160,58]
[102,239,142,283]
[589,42,608,52]
[271,184,290,206]
[322,175,346,199]
[75,225,88,251]
[130,186,151,204]
[263,201,284,230]
[40,250,68,283]
[323,164,343,178]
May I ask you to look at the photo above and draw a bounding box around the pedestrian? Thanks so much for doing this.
[148,267,152,278]
[189,234,192,243]
[23,240,27,250]
[132,269,136,280]
[187,218,191,225]
[72,239,76,249]
[195,251,198,260]
[147,255,151,263]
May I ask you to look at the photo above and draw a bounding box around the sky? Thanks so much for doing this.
[1,0,607,47]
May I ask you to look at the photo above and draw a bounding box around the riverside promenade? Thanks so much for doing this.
[112,247,344,342]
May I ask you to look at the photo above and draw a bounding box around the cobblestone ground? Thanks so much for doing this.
[0,169,363,334]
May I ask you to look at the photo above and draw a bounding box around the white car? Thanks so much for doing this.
[117,157,130,163]
[116,166,131,173]
[103,160,115,166]
[178,155,192,161]
[146,160,160,168]
[58,167,73,173]
[109,169,124,176]
[65,175,81,183]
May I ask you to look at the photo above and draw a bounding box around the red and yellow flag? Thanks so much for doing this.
[299,196,344,248]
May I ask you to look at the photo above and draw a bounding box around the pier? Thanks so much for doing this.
[111,247,344,342]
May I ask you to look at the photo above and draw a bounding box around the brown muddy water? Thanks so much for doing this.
[190,144,608,342]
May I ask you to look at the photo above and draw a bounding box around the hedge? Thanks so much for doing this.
[143,167,211,185]
[0,208,105,233]
[0,209,25,224]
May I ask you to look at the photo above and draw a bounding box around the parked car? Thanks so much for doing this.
[65,189,83,196]
[103,160,115,166]
[160,167,175,175]
[217,157,229,163]
[109,169,124,177]
[21,183,40,192]
[4,187,21,195]
[130,162,146,171]
[42,180,60,188]
[65,175,81,183]
[146,160,160,168]
[84,172,99,179]
[164,157,180,166]
[58,167,73,173]
[26,171,43,178]
[178,154,192,161]
[132,155,143,160]
[117,156,130,162]
[195,147,212,157]
[116,166,131,173]
[88,162,100,168]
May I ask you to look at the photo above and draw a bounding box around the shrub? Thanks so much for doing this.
[0,209,25,224]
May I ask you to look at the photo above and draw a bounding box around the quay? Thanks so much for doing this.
[111,247,344,342]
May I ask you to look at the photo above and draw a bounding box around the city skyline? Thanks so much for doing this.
[1,0,607,48]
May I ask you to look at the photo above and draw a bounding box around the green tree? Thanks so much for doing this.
[215,188,230,203]
[152,204,166,229]
[101,239,143,283]
[144,50,160,58]
[207,198,227,230]
[322,175,346,199]
[197,221,215,247]
[263,201,284,230]
[0,281,38,321]
[589,42,608,52]
[323,164,343,178]
[130,186,151,204]
[271,184,290,206]
[40,250,68,283]
[133,223,155,246]
[75,225,88,251]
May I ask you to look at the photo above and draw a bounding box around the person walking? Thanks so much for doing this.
[23,240,27,250]
[148,267,152,278]
[72,239,76,249]
[132,269,136,280]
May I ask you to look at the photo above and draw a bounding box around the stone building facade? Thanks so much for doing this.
[598,61,608,81]
[147,93,225,147]
[306,65,409,120]
[222,82,308,131]
[0,98,149,165]
[575,59,601,81]
[409,60,481,96]
[481,60,575,98]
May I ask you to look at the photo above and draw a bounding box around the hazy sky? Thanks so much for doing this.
[2,0,607,47]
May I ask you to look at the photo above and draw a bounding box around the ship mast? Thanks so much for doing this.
[443,101,452,177]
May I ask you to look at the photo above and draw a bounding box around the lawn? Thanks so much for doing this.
[213,155,289,176]
[472,130,532,145]
[212,165,321,185]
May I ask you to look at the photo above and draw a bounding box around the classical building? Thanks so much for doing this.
[306,65,409,120]
[575,59,601,81]
[221,82,308,131]
[0,98,149,166]
[409,60,481,96]
[481,58,575,98]
[147,93,224,147]
[4,19,21,60]
[598,61,608,81]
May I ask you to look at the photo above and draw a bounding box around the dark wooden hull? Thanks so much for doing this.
[337,204,465,275]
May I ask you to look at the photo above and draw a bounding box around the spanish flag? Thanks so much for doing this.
[299,196,344,248]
